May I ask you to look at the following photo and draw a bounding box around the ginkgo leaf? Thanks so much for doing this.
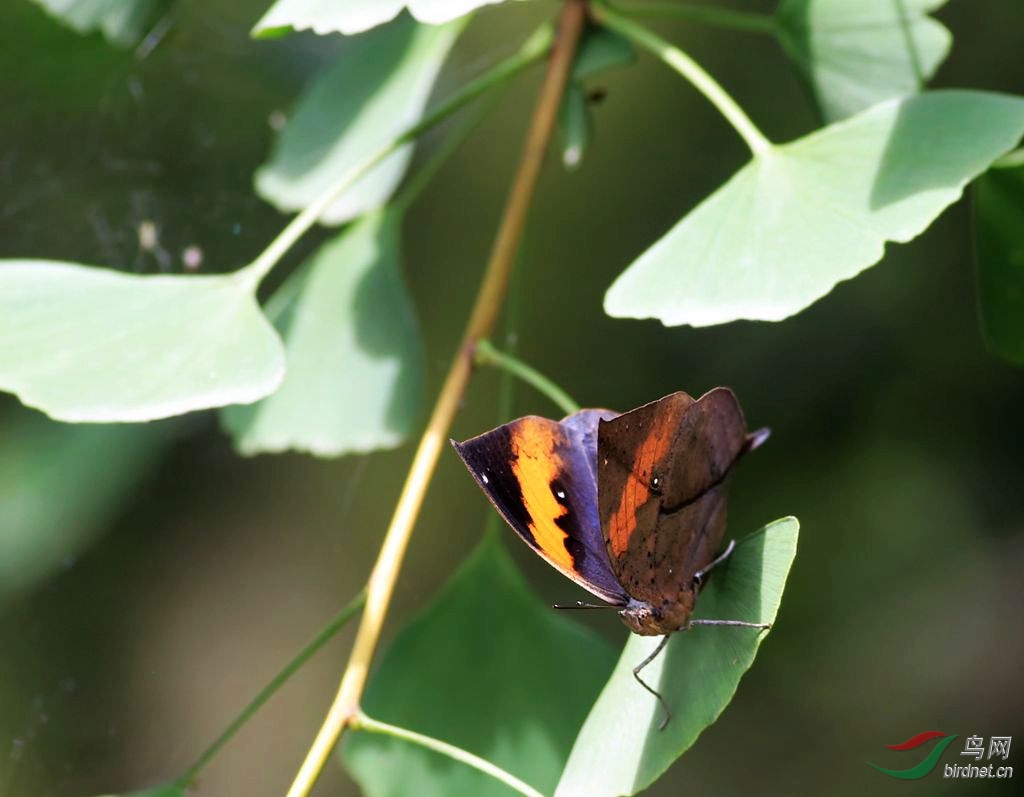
[556,518,799,797]
[0,411,173,605]
[605,90,1024,327]
[0,261,283,422]
[343,532,615,797]
[222,209,424,456]
[31,0,172,47]
[974,152,1024,365]
[255,14,465,225]
[776,0,952,121]
[558,25,635,169]
[253,0,505,37]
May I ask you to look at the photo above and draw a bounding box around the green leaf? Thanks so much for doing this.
[0,411,173,605]
[222,210,424,456]
[559,84,590,170]
[776,0,952,122]
[253,0,504,37]
[0,262,283,422]
[343,532,616,797]
[974,153,1024,364]
[605,90,1024,327]
[91,781,186,797]
[558,26,635,169]
[571,25,635,82]
[556,517,799,797]
[255,15,464,225]
[31,0,172,47]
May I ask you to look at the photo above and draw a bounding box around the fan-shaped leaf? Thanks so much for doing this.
[343,532,616,797]
[605,90,1024,327]
[0,412,173,605]
[776,0,951,121]
[0,261,283,422]
[254,0,504,37]
[222,209,424,456]
[556,517,799,797]
[255,14,464,225]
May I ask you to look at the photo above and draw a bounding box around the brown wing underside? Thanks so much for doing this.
[596,388,754,611]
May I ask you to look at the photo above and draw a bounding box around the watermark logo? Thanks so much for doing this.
[869,731,959,779]
[869,731,1013,780]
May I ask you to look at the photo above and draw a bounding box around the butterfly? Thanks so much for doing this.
[452,388,769,726]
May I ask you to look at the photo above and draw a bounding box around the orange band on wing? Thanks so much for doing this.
[607,411,675,557]
[510,418,574,572]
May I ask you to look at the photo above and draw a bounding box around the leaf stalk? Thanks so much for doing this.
[474,339,580,415]
[352,712,547,797]
[243,24,556,286]
[593,1,772,155]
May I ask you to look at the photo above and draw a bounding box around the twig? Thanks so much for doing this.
[282,3,588,796]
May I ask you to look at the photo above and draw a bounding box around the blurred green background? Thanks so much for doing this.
[1,0,1022,795]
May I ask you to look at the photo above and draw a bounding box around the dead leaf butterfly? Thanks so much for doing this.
[452,388,770,727]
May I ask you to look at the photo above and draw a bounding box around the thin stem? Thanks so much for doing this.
[392,94,499,217]
[282,4,588,797]
[179,590,366,785]
[241,24,556,287]
[352,712,547,797]
[593,2,772,155]
[613,1,776,35]
[475,339,580,415]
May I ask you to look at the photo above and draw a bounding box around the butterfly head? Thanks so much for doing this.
[619,590,695,636]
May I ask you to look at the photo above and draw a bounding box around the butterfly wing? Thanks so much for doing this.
[453,409,628,605]
[597,389,758,615]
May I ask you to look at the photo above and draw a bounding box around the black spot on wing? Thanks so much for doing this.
[550,476,589,574]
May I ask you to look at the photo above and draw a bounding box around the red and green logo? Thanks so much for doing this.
[869,731,959,779]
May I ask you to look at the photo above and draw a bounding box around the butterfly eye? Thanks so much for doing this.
[650,474,662,492]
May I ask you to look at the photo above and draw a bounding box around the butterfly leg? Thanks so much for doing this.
[688,618,771,630]
[693,538,736,588]
[632,634,672,731]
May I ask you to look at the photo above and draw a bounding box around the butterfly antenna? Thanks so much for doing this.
[745,427,771,452]
[552,601,619,610]
[632,635,672,731]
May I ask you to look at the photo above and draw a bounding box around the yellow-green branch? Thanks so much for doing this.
[282,3,589,796]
